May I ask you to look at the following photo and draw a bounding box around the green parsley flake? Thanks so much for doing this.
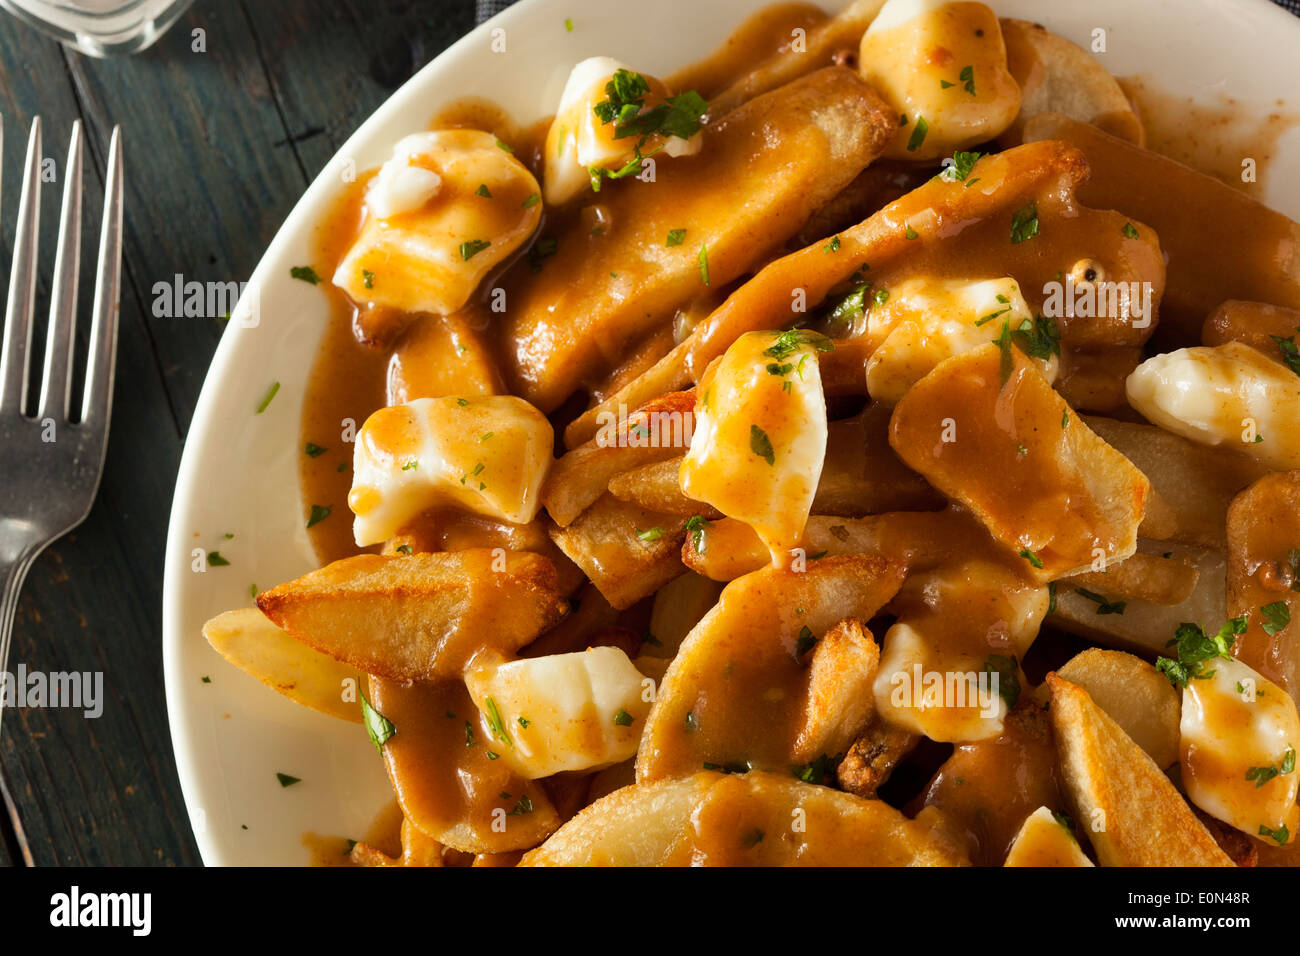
[906,115,929,152]
[306,504,332,528]
[256,381,280,414]
[360,690,395,754]
[290,266,321,285]
[666,228,687,247]
[750,425,775,466]
[459,239,491,260]
[1010,201,1039,244]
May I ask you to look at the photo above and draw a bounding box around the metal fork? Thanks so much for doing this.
[0,117,124,748]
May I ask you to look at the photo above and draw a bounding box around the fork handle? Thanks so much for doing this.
[0,544,38,740]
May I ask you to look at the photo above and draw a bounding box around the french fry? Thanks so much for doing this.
[564,341,692,450]
[548,494,686,610]
[1003,807,1094,868]
[350,818,448,867]
[1063,551,1198,607]
[1051,545,1226,658]
[1203,300,1300,368]
[521,582,620,658]
[369,675,560,854]
[793,618,880,763]
[998,18,1144,146]
[521,770,967,866]
[257,551,567,681]
[202,608,361,723]
[385,309,502,404]
[835,720,919,799]
[1045,674,1234,866]
[607,458,718,518]
[637,555,904,782]
[1084,415,1267,551]
[1227,471,1300,696]
[646,571,724,660]
[1056,648,1181,769]
[543,390,695,527]
[890,345,1149,579]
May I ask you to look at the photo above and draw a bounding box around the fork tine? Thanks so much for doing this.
[0,117,41,416]
[81,125,122,427]
[38,121,83,421]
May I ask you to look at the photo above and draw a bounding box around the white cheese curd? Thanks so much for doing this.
[348,395,553,547]
[543,57,702,205]
[1180,655,1299,844]
[680,330,828,563]
[465,647,652,778]
[1126,341,1300,471]
[865,276,1045,404]
[333,129,542,316]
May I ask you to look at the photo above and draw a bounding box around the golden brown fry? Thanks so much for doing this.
[1064,551,1198,607]
[836,720,919,799]
[349,818,448,867]
[999,18,1144,146]
[502,67,897,412]
[637,555,904,782]
[542,390,695,527]
[521,770,967,867]
[520,582,620,658]
[890,345,1149,579]
[1046,673,1234,867]
[1203,300,1300,371]
[1023,113,1300,345]
[563,341,693,450]
[1003,807,1095,867]
[202,608,362,723]
[1084,415,1267,551]
[607,457,720,518]
[1227,471,1300,696]
[257,551,567,681]
[548,495,686,610]
[793,618,880,764]
[1056,649,1181,769]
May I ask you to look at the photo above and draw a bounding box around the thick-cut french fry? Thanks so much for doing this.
[1022,113,1300,345]
[521,770,967,866]
[1056,649,1181,769]
[1227,471,1300,696]
[521,582,619,658]
[890,345,1149,579]
[202,608,362,723]
[836,720,919,799]
[607,458,719,518]
[564,341,693,450]
[1003,807,1094,868]
[257,550,567,681]
[502,67,897,412]
[1085,415,1267,551]
[998,19,1144,147]
[385,310,502,404]
[1046,674,1233,867]
[1054,346,1142,414]
[637,555,904,782]
[682,508,997,582]
[1064,551,1198,607]
[793,618,880,763]
[1051,544,1226,658]
[543,390,696,527]
[646,572,724,660]
[548,494,686,610]
[369,676,560,854]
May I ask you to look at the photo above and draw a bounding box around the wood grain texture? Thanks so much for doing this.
[0,0,476,865]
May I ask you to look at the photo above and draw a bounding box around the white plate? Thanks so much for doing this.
[163,0,1300,865]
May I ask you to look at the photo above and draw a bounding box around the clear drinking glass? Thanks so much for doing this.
[0,0,194,56]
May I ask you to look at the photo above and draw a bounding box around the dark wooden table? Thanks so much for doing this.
[0,0,476,866]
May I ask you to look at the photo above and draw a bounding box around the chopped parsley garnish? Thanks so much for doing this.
[1011,314,1062,360]
[1261,601,1291,636]
[764,329,834,361]
[685,515,709,553]
[1047,581,1058,615]
[874,288,890,306]
[201,676,211,683]
[960,64,975,95]
[475,183,492,198]
[1010,201,1039,244]
[824,236,841,253]
[401,459,418,471]
[1062,409,1069,429]
[587,69,708,190]
[362,268,375,289]
[522,191,540,209]
[1156,617,1246,687]
[508,795,534,816]
[791,753,837,784]
[1260,823,1290,845]
[1270,334,1300,376]
[906,115,929,152]
[1121,221,1139,239]
[984,654,1020,708]
[666,228,687,247]
[698,244,710,285]
[276,773,301,788]
[828,286,868,327]
[1019,548,1043,569]
[306,504,332,528]
[1246,764,1280,788]
[528,237,559,272]
[495,139,514,154]
[360,690,396,754]
[465,721,476,747]
[460,462,486,488]
[1075,587,1126,616]
[484,696,514,749]
[304,442,327,458]
[290,265,321,285]
[794,625,817,657]
[995,317,1014,383]
[635,526,665,543]
[518,716,531,728]
[613,709,634,727]
[256,381,280,414]
[940,150,982,183]
[459,239,491,260]
[940,79,954,89]
[904,225,919,240]
[207,551,230,567]
[395,544,412,555]
[750,425,775,466]
[975,304,1011,327]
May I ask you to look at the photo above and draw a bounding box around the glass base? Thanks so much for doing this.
[0,0,194,57]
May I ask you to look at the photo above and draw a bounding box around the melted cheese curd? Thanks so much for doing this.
[205,0,1300,867]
